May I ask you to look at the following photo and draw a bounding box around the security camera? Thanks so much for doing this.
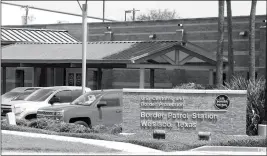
[106,26,111,30]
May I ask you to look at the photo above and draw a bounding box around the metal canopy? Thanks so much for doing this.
[1,40,228,68]
[1,27,80,43]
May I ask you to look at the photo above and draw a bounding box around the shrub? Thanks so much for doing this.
[27,118,93,133]
[174,83,205,89]
[16,119,29,127]
[92,124,108,133]
[110,124,123,134]
[223,76,266,135]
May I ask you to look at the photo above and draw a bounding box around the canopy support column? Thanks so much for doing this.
[2,67,7,93]
[139,68,145,88]
[209,69,214,85]
[150,69,154,88]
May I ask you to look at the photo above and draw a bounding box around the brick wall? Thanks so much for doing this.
[122,89,247,135]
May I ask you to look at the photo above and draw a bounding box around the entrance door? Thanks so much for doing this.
[66,69,82,86]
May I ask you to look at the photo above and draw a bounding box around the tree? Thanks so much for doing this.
[136,9,180,21]
[227,0,234,82]
[249,0,257,83]
[216,0,225,88]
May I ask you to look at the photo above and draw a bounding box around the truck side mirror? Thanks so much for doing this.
[50,96,60,105]
[97,101,107,108]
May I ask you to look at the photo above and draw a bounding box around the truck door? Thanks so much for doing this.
[49,90,72,105]
[97,92,122,127]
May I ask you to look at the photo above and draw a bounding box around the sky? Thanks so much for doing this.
[1,1,266,25]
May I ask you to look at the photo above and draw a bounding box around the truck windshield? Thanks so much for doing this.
[71,92,101,106]
[12,91,36,101]
[25,89,56,102]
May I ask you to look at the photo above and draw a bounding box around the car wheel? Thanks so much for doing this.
[73,121,89,128]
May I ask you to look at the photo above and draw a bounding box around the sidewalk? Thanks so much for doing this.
[1,130,161,153]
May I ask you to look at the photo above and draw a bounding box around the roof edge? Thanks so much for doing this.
[12,40,181,45]
[1,26,68,32]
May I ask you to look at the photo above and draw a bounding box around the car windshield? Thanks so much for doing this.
[1,92,20,100]
[71,92,102,106]
[25,89,56,102]
[12,91,35,101]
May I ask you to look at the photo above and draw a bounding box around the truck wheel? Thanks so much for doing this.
[74,121,89,128]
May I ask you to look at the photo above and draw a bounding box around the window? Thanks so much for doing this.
[54,90,72,103]
[13,91,35,101]
[99,92,120,107]
[71,92,101,106]
[26,89,56,102]
[71,90,83,101]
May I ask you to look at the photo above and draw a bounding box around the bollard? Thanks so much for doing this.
[6,112,16,125]
[198,131,211,141]
[153,130,166,140]
[258,124,267,136]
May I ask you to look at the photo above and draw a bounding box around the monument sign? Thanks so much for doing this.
[122,89,247,135]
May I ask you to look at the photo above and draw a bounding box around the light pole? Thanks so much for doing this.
[132,8,140,21]
[82,2,88,94]
[102,0,105,22]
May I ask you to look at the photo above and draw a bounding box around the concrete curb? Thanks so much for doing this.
[1,130,162,153]
[3,151,266,155]
[191,146,267,152]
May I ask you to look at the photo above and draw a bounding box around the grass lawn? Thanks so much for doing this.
[2,122,266,152]
[2,133,120,153]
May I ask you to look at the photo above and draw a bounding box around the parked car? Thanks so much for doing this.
[37,89,122,128]
[3,86,91,120]
[1,87,42,104]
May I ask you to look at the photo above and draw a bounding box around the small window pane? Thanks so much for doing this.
[71,90,83,101]
[55,90,72,103]
[100,93,120,107]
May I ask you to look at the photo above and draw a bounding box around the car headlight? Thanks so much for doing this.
[13,106,26,115]
[55,110,64,116]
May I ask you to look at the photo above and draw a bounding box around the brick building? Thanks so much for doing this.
[1,15,266,93]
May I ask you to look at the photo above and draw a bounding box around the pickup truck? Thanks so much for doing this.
[37,89,123,128]
[1,87,42,117]
[7,86,91,120]
[1,87,42,104]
